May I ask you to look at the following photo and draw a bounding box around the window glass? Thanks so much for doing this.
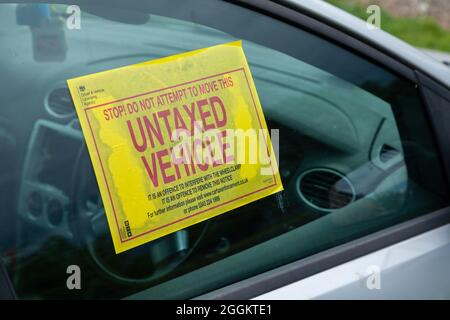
[0,1,447,299]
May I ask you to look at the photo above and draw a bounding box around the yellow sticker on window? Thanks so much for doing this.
[67,41,283,254]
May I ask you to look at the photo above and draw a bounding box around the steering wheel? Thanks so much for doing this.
[70,144,208,285]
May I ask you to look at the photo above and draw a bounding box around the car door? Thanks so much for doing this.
[0,0,449,300]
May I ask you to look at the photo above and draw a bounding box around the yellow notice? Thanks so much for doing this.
[67,41,283,253]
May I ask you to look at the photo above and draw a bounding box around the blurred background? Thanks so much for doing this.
[325,0,450,53]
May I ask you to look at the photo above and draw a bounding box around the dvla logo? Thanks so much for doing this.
[66,265,81,290]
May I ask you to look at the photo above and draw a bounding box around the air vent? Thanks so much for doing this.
[45,87,75,118]
[298,168,355,212]
[379,144,400,163]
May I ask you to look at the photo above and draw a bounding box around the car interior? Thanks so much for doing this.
[0,2,448,299]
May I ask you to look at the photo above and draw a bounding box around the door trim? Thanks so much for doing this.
[196,207,450,299]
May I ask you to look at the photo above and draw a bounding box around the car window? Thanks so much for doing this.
[0,1,448,299]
